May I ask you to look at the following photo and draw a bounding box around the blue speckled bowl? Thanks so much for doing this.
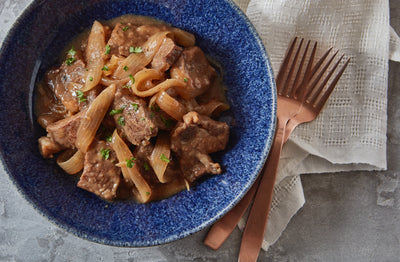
[0,0,276,246]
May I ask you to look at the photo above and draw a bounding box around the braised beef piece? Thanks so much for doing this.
[170,47,216,99]
[46,110,85,149]
[77,140,121,201]
[149,104,176,131]
[112,88,158,145]
[106,23,169,57]
[171,111,229,182]
[151,37,182,72]
[38,136,64,159]
[46,54,86,114]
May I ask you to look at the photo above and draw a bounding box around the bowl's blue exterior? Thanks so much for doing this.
[0,0,276,247]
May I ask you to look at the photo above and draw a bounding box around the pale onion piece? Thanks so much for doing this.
[102,55,122,76]
[151,177,188,201]
[149,132,171,183]
[195,100,230,117]
[156,90,187,121]
[130,69,167,97]
[100,76,130,87]
[170,28,195,47]
[114,31,170,79]
[111,130,152,203]
[56,149,84,175]
[82,21,106,91]
[76,84,116,153]
[184,179,191,191]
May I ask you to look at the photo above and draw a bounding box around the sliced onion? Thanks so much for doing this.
[149,132,172,183]
[57,149,85,174]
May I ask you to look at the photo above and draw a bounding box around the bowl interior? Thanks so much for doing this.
[0,0,276,246]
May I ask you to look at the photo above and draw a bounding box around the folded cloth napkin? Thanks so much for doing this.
[233,0,400,251]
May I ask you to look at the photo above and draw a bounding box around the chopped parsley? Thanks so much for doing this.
[183,77,188,82]
[123,26,129,31]
[102,65,109,71]
[141,117,146,121]
[109,105,126,116]
[126,157,136,168]
[65,57,77,66]
[150,112,154,119]
[118,115,125,126]
[160,114,174,128]
[67,47,76,57]
[131,103,139,111]
[76,90,87,103]
[122,85,131,89]
[105,135,113,142]
[100,148,111,160]
[160,153,170,163]
[143,162,150,171]
[89,76,94,81]
[145,191,150,196]
[128,74,135,84]
[129,46,143,54]
[123,65,129,71]
[105,44,111,55]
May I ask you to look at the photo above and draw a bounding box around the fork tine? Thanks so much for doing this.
[293,41,317,99]
[305,49,339,102]
[275,37,298,91]
[281,38,304,95]
[315,57,351,110]
[310,46,333,76]
[308,54,344,106]
[289,40,311,97]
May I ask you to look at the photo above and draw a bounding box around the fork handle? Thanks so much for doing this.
[204,175,261,250]
[238,118,286,262]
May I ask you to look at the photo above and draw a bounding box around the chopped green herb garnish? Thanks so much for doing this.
[65,57,76,66]
[85,68,89,71]
[183,77,188,82]
[102,65,109,71]
[67,47,76,57]
[122,85,131,89]
[100,148,111,160]
[129,46,143,54]
[141,117,146,121]
[118,115,125,126]
[126,157,136,168]
[143,162,150,171]
[109,105,126,116]
[160,153,170,163]
[150,112,154,119]
[123,65,129,71]
[131,103,139,111]
[105,135,112,142]
[145,191,150,196]
[123,26,129,31]
[89,76,93,81]
[128,74,135,84]
[160,115,174,128]
[105,44,111,54]
[76,90,87,103]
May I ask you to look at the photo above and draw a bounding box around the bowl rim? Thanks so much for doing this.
[0,0,277,247]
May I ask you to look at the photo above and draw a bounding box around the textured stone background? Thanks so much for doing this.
[0,0,399,261]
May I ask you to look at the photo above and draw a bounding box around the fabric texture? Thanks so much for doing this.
[233,0,400,251]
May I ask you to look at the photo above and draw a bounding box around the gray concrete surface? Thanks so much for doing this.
[0,0,399,261]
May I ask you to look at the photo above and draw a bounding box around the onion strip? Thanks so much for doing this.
[56,149,84,174]
[111,130,152,203]
[149,132,172,183]
[156,91,187,121]
[76,84,116,153]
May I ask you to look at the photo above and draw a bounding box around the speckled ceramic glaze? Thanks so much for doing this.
[0,0,276,246]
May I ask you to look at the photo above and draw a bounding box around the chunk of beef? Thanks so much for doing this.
[151,37,182,72]
[46,110,85,149]
[112,88,158,145]
[77,140,121,201]
[170,47,216,99]
[106,23,169,57]
[46,57,86,114]
[171,111,229,182]
[38,136,63,158]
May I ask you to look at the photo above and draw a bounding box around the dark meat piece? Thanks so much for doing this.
[106,23,169,57]
[151,37,182,72]
[171,111,229,182]
[170,47,216,99]
[46,56,86,114]
[46,110,85,149]
[112,88,158,145]
[77,140,121,201]
[38,136,63,159]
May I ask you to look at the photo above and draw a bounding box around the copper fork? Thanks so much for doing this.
[204,38,350,260]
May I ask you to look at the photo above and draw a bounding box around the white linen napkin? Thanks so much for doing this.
[233,0,400,251]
